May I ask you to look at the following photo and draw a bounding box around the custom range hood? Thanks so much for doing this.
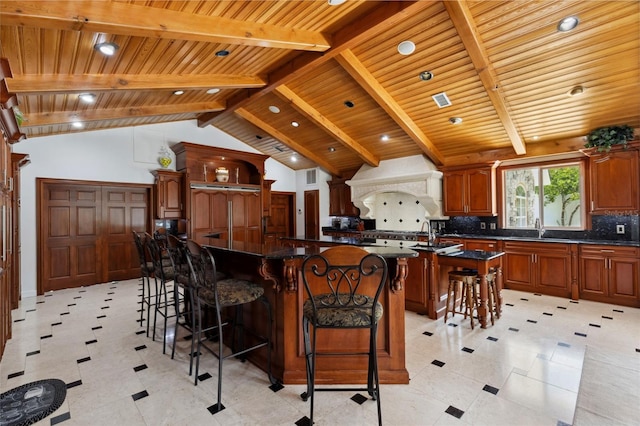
[346,155,445,219]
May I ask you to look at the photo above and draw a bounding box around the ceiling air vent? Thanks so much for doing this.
[432,92,452,108]
[274,145,286,152]
[306,169,317,185]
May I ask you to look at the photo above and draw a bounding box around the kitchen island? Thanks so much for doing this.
[203,239,417,385]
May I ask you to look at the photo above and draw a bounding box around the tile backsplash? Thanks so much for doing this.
[370,192,428,231]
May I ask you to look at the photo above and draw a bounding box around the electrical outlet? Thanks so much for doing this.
[480,222,486,230]
[616,224,625,234]
[490,223,496,230]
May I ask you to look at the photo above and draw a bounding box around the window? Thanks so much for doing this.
[502,162,584,229]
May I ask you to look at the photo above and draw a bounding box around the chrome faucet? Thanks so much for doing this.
[421,220,435,244]
[535,218,545,238]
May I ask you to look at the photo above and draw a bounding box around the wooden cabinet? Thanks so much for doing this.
[503,241,575,298]
[579,245,639,307]
[172,142,268,245]
[152,169,183,219]
[588,148,639,215]
[442,165,496,216]
[406,255,430,315]
[328,180,359,217]
[190,188,262,246]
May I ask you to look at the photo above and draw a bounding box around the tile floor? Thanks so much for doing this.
[1,279,639,425]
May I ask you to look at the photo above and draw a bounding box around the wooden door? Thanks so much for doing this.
[39,180,151,293]
[41,183,102,291]
[304,190,319,239]
[267,193,295,238]
[102,186,149,282]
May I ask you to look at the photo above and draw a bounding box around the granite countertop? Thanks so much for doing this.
[205,238,417,259]
[439,234,640,247]
[438,249,505,261]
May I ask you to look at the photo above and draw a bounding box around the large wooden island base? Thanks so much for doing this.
[204,240,416,385]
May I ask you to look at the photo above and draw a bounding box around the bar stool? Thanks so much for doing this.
[483,271,499,326]
[444,270,478,329]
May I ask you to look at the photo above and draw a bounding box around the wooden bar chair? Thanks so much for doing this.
[300,246,389,426]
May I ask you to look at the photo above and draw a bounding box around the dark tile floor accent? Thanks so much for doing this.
[445,405,464,419]
[527,319,537,323]
[422,331,433,336]
[26,350,40,356]
[483,384,499,395]
[487,336,498,342]
[7,371,24,379]
[505,303,514,306]
[73,296,81,299]
[520,298,529,301]
[613,309,624,313]
[133,364,148,372]
[135,330,145,335]
[557,306,567,310]
[543,312,553,316]
[131,390,149,401]
[96,315,106,319]
[461,347,474,353]
[60,312,69,316]
[52,322,62,326]
[508,327,519,332]
[77,357,91,364]
[447,323,458,327]
[602,315,613,320]
[198,372,212,381]
[134,345,147,351]
[85,339,97,345]
[26,309,36,312]
[558,342,571,348]
[13,318,25,322]
[41,334,53,339]
[351,393,368,404]
[589,323,601,328]
[36,301,45,304]
[66,380,82,389]
[570,300,578,304]
[100,306,109,310]
[557,420,571,426]
[91,326,102,330]
[574,332,587,337]
[67,303,76,307]
[431,360,445,367]
[50,411,71,425]
[270,382,285,392]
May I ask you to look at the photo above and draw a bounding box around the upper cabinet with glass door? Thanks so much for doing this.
[502,162,586,231]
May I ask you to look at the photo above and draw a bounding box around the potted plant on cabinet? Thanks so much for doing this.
[584,125,635,152]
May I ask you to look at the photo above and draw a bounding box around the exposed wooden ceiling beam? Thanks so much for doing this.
[444,136,588,166]
[199,1,428,127]
[335,49,445,166]
[0,1,330,51]
[444,0,526,155]
[21,101,224,127]
[274,85,379,167]
[7,74,266,94]
[235,107,341,176]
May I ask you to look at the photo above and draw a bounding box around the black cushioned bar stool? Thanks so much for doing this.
[444,270,479,329]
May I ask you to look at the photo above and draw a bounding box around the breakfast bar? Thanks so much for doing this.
[436,250,505,328]
[203,239,417,385]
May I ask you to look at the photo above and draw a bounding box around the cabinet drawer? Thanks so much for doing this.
[503,240,573,254]
[580,245,639,258]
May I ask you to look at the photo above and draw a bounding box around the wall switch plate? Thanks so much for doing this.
[480,222,486,229]
[490,223,496,230]
[616,224,625,234]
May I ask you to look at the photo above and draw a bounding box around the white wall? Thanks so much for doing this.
[15,120,296,298]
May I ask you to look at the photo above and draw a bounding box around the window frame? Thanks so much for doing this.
[498,158,588,231]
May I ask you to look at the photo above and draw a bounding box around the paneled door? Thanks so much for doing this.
[39,180,151,293]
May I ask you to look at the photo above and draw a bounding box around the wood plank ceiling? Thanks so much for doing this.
[1,0,638,176]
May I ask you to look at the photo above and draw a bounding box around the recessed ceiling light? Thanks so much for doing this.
[215,50,230,57]
[291,121,300,127]
[71,120,84,129]
[532,135,540,141]
[419,71,434,81]
[558,16,579,32]
[344,100,355,108]
[397,41,416,55]
[173,90,184,95]
[206,88,220,94]
[78,93,96,103]
[449,117,463,125]
[380,135,390,142]
[94,42,119,56]
[268,105,280,114]
[291,154,298,162]
[328,147,336,152]
[327,0,347,5]
[568,85,584,96]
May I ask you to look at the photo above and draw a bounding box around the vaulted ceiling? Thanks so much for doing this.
[1,0,638,177]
